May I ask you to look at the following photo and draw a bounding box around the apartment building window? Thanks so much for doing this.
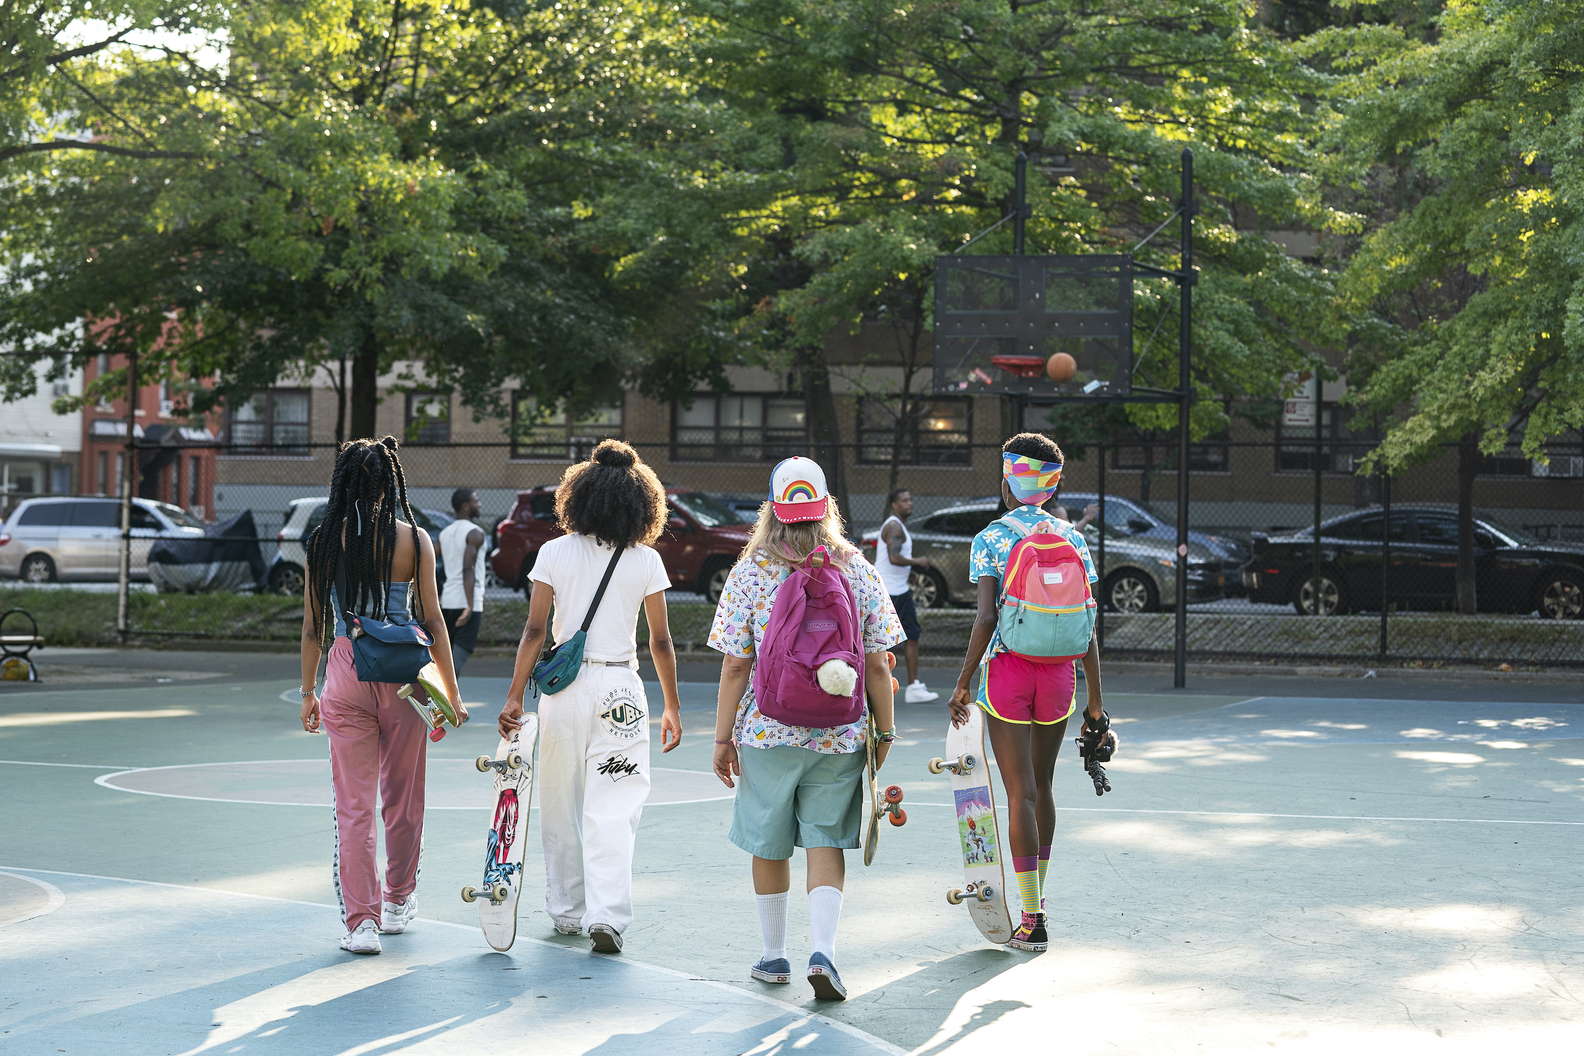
[857,396,972,465]
[405,392,450,444]
[97,451,108,496]
[172,457,181,507]
[511,393,623,460]
[189,455,201,508]
[1275,404,1351,473]
[1112,437,1230,474]
[672,394,806,462]
[228,390,310,453]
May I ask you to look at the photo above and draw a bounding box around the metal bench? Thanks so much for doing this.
[1,609,43,682]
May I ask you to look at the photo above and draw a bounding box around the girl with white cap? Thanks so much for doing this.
[708,456,903,1001]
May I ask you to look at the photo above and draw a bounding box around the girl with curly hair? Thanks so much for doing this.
[500,439,683,954]
[298,437,465,955]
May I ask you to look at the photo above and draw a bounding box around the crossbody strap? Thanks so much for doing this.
[579,545,625,635]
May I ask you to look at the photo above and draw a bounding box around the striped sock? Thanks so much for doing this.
[1013,855,1040,916]
[1037,845,1051,912]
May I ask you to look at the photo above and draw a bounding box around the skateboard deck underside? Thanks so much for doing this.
[478,716,537,952]
[947,708,1012,944]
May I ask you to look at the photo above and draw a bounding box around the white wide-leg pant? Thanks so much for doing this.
[537,662,651,934]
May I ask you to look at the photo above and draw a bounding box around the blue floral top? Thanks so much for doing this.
[707,550,904,754]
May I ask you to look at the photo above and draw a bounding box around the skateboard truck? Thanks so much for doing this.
[475,752,527,773]
[460,883,512,905]
[927,753,976,775]
[946,881,997,905]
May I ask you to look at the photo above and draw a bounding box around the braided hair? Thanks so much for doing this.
[307,437,425,644]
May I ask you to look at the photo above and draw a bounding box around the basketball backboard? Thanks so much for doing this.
[932,254,1133,396]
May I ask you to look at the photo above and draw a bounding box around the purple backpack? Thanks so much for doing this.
[753,547,865,728]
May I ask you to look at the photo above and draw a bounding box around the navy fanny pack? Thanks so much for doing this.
[336,563,433,684]
[532,545,623,695]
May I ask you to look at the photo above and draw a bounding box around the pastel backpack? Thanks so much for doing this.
[752,547,866,728]
[994,515,1097,662]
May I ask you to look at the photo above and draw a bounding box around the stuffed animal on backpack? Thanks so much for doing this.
[753,547,865,728]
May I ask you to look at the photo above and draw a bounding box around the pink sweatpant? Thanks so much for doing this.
[322,637,428,932]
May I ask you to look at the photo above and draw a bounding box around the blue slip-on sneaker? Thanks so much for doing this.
[806,952,847,1001]
[750,957,792,984]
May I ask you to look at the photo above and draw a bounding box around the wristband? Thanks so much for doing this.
[714,738,734,745]
[876,728,897,743]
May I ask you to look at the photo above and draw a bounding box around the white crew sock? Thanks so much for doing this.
[755,891,788,962]
[808,885,843,960]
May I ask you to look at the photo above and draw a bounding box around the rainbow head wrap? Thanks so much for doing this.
[1002,452,1063,505]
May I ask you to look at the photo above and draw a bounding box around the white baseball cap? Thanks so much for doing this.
[769,457,829,524]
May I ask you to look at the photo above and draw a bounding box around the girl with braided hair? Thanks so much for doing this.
[298,437,465,955]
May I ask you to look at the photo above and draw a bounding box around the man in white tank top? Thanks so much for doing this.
[438,488,488,673]
[878,488,938,702]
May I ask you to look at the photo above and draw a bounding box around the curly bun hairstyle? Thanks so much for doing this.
[555,439,666,549]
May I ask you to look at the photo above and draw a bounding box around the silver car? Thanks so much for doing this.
[266,497,452,594]
[0,497,206,583]
[859,502,1226,613]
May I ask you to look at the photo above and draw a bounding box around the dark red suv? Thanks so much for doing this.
[491,486,753,603]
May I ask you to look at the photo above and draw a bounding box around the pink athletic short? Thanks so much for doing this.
[975,652,1078,725]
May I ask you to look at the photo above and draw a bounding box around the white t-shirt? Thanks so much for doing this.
[528,533,670,662]
[876,515,913,597]
[438,518,487,612]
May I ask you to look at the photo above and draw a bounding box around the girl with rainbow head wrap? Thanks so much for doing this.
[946,432,1111,955]
[1002,451,1064,507]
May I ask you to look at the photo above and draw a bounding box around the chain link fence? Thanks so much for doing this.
[4,436,1580,667]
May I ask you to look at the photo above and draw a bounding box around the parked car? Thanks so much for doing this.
[491,486,752,603]
[1020,492,1250,596]
[1243,504,1584,618]
[710,492,766,524]
[267,498,452,595]
[0,496,206,583]
[858,502,1225,613]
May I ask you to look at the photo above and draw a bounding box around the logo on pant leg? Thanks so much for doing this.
[597,754,640,781]
[599,687,645,740]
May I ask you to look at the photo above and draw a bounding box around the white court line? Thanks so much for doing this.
[93,761,732,809]
[0,870,66,928]
[0,759,136,770]
[900,802,1584,826]
[0,865,904,1056]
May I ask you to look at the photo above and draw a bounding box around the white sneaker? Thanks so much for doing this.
[340,919,382,955]
[904,680,939,703]
[552,920,582,936]
[381,897,416,934]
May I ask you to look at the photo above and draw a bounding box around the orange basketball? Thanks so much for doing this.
[1047,351,1078,383]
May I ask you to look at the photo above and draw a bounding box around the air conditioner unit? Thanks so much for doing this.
[159,399,175,417]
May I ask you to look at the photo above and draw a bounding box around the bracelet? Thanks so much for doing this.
[714,738,734,745]
[876,728,897,743]
[299,688,316,697]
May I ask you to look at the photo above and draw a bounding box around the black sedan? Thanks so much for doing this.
[1242,504,1584,618]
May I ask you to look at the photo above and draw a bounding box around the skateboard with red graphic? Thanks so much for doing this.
[460,716,537,951]
[862,652,906,867]
[929,705,1012,944]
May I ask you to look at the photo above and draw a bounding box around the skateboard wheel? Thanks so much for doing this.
[886,651,895,670]
[461,885,478,903]
[946,888,965,905]
[475,755,493,773]
[884,785,904,803]
[927,758,945,774]
[891,676,899,694]
[491,883,511,903]
[977,885,995,903]
[430,728,446,742]
[888,808,906,826]
[507,752,526,770]
[958,753,975,773]
[398,684,413,699]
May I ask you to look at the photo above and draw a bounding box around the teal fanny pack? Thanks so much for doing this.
[532,545,623,695]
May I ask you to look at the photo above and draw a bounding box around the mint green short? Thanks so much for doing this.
[729,745,865,860]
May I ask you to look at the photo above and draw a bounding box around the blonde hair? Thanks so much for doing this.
[742,496,857,568]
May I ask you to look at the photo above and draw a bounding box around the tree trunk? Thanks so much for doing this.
[796,346,852,536]
[350,331,379,440]
[1456,434,1478,614]
[887,286,927,491]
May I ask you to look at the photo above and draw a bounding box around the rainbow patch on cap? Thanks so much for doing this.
[778,480,819,503]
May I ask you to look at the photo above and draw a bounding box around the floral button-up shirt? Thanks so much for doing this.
[707,550,904,754]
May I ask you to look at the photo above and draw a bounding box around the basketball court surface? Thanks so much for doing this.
[3,650,1582,1054]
